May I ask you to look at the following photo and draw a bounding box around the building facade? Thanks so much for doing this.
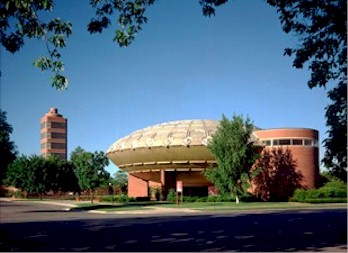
[40,108,68,160]
[106,120,319,198]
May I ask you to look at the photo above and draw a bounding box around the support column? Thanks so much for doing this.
[160,170,166,199]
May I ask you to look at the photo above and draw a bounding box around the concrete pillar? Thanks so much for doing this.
[160,170,166,199]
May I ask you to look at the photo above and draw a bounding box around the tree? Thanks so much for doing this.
[112,170,128,194]
[4,155,33,197]
[28,155,49,199]
[265,0,347,181]
[7,154,52,199]
[322,82,347,181]
[0,109,17,184]
[204,114,261,204]
[1,0,72,90]
[45,155,80,193]
[4,154,79,199]
[70,147,110,203]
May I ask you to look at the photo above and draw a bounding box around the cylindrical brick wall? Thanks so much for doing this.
[254,128,319,189]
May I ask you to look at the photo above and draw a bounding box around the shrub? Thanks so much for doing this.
[195,196,208,202]
[291,179,347,202]
[183,196,204,202]
[99,194,134,203]
[6,190,24,198]
[292,189,307,202]
[166,188,176,203]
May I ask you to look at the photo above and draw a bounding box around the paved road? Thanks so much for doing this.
[0,200,347,251]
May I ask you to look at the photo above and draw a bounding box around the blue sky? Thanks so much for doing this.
[1,0,331,175]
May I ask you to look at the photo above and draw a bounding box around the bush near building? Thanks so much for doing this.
[291,179,347,203]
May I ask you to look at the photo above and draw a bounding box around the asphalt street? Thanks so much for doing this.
[0,200,347,251]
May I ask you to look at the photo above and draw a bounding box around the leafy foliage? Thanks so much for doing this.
[112,170,128,193]
[266,0,346,89]
[292,179,347,203]
[322,81,347,181]
[70,146,110,203]
[1,0,72,90]
[4,155,33,194]
[204,114,260,203]
[99,194,134,203]
[166,188,176,203]
[0,110,17,184]
[265,0,347,180]
[4,154,78,198]
[88,0,155,47]
[45,155,80,193]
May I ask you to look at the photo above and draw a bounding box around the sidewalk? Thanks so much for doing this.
[0,197,199,214]
[89,206,201,214]
[1,197,346,215]
[0,197,78,208]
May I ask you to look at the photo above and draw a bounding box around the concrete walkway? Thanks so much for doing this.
[0,197,199,214]
[1,197,346,215]
[89,206,201,214]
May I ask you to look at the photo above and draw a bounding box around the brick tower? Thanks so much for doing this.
[40,108,67,160]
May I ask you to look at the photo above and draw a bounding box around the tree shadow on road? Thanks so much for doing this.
[0,208,346,252]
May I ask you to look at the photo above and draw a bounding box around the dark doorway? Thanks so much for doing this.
[183,187,208,197]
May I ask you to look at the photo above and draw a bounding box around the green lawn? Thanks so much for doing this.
[74,201,347,212]
[156,202,314,210]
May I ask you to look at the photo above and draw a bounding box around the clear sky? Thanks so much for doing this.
[1,0,331,176]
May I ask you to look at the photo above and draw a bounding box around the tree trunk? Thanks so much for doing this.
[90,190,94,204]
[235,194,240,204]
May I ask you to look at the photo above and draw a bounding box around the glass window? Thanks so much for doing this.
[272,140,279,146]
[292,139,303,145]
[279,139,291,145]
[313,139,319,147]
[51,143,66,149]
[51,132,66,139]
[304,139,312,146]
[51,122,66,129]
[262,140,271,146]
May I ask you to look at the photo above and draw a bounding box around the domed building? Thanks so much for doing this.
[106,119,319,198]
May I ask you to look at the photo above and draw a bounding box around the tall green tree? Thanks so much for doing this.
[322,82,347,181]
[0,109,17,184]
[28,155,51,199]
[265,0,347,181]
[5,154,79,198]
[204,114,260,204]
[4,155,33,196]
[6,155,52,199]
[45,155,80,193]
[70,147,110,203]
[112,170,128,193]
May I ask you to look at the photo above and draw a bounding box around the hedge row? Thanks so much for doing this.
[98,195,151,202]
[291,180,347,203]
